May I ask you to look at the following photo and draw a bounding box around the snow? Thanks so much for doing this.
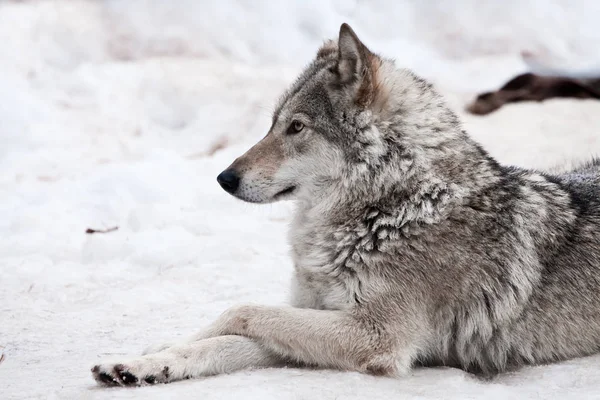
[2,1,600,399]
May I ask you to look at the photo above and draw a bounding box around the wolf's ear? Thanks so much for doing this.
[337,23,369,82]
[335,23,377,108]
[317,39,337,60]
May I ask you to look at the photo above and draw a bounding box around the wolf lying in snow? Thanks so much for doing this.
[93,24,600,386]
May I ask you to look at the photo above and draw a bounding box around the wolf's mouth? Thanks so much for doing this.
[274,186,296,199]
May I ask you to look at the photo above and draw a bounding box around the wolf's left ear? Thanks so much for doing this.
[337,23,369,82]
[335,23,377,108]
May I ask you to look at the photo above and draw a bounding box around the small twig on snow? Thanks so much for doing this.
[85,226,119,234]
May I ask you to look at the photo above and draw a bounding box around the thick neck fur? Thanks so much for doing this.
[297,62,502,230]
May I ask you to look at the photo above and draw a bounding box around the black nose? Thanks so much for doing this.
[217,169,240,194]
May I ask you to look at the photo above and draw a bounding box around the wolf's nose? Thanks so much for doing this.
[217,169,240,194]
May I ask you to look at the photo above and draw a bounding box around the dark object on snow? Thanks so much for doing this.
[85,226,119,234]
[467,73,600,115]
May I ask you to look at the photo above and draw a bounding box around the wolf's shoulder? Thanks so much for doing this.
[540,158,600,216]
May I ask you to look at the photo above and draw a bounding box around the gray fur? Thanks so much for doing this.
[92,24,600,386]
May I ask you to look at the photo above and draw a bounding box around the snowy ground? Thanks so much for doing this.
[2,1,600,399]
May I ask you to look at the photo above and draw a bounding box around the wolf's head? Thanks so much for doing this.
[218,24,472,207]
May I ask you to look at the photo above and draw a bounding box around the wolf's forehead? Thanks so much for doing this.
[273,58,332,122]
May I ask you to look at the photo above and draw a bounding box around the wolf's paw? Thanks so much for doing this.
[92,355,176,387]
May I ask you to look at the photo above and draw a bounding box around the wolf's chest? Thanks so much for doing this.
[290,264,355,310]
[288,228,360,311]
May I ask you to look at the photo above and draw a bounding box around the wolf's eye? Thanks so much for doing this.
[287,120,304,135]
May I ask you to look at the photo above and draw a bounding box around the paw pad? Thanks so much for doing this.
[114,364,138,385]
[91,365,119,386]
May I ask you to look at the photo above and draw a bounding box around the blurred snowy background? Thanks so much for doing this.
[2,1,600,399]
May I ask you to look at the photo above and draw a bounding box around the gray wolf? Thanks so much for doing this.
[92,23,600,386]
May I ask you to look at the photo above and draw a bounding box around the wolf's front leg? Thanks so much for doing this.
[208,304,410,376]
[92,335,283,386]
